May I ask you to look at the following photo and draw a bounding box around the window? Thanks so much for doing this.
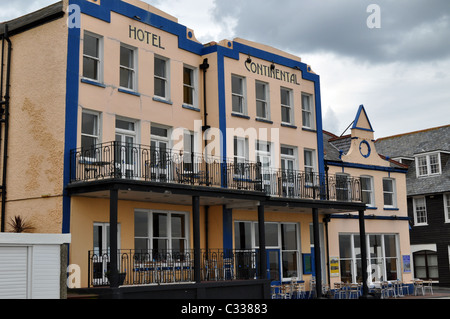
[413,250,439,280]
[83,32,102,82]
[154,56,169,99]
[339,234,399,283]
[235,221,300,282]
[413,197,428,225]
[120,45,136,90]
[281,146,297,197]
[232,75,246,114]
[150,125,171,181]
[383,178,396,208]
[257,141,272,193]
[81,111,100,152]
[134,211,188,255]
[302,94,314,129]
[304,149,315,184]
[281,88,293,124]
[336,173,351,201]
[416,153,441,177]
[183,66,197,106]
[115,118,138,178]
[256,81,269,119]
[361,176,374,207]
[445,194,450,223]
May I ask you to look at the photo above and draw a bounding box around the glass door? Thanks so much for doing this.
[115,119,137,179]
[93,223,121,284]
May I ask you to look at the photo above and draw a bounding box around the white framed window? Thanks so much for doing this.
[183,65,198,107]
[281,87,293,125]
[83,31,103,82]
[302,93,314,129]
[234,137,249,165]
[232,75,246,114]
[360,176,375,207]
[255,81,270,120]
[383,178,397,208]
[416,153,442,177]
[234,221,301,282]
[154,56,170,100]
[413,197,428,226]
[304,149,316,185]
[81,110,100,152]
[281,146,297,172]
[445,194,450,223]
[134,210,189,254]
[281,146,297,197]
[120,44,137,91]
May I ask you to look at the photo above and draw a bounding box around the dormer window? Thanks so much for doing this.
[416,152,441,177]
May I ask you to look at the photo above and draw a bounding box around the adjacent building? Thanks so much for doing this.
[376,125,450,287]
[0,0,414,298]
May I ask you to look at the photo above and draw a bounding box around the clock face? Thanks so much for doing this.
[359,140,371,158]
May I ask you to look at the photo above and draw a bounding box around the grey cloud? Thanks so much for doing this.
[212,0,450,64]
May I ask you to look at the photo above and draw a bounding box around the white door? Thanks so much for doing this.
[93,223,121,284]
[115,119,137,179]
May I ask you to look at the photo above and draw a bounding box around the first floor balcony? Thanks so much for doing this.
[70,142,362,203]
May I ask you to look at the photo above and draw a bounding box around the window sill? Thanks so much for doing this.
[118,88,140,97]
[255,118,273,124]
[281,123,297,129]
[152,96,173,105]
[231,113,250,120]
[366,206,378,210]
[182,104,201,112]
[302,127,317,133]
[383,207,399,211]
[81,78,106,88]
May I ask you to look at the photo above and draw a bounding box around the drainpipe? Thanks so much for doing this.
[200,58,210,186]
[0,24,11,232]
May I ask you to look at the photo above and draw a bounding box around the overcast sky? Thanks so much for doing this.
[1,0,449,139]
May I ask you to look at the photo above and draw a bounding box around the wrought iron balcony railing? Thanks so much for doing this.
[70,142,361,202]
[88,249,258,287]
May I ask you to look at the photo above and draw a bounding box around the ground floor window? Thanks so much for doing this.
[134,210,189,255]
[234,221,300,282]
[338,233,399,283]
[413,250,439,280]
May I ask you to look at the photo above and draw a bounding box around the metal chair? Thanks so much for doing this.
[348,283,361,299]
[423,279,433,295]
[414,279,424,296]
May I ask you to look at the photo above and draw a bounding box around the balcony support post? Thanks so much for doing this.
[358,209,370,298]
[109,187,119,289]
[258,204,267,280]
[193,195,201,283]
[312,208,323,298]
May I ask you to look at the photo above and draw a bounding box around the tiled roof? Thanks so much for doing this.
[375,125,450,196]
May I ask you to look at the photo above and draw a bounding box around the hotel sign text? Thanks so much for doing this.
[245,60,300,85]
[129,25,165,50]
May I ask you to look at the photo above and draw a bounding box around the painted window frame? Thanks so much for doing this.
[255,81,270,120]
[382,178,397,209]
[154,55,170,101]
[183,65,198,107]
[119,43,137,91]
[301,93,315,129]
[82,31,103,83]
[415,152,442,177]
[360,175,375,207]
[413,196,428,226]
[280,87,294,125]
[231,74,247,115]
[81,110,101,157]
[445,194,450,223]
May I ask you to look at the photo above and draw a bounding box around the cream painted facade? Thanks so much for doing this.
[0,0,412,298]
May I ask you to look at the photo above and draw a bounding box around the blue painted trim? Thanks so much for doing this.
[255,118,273,124]
[352,104,374,132]
[118,88,140,96]
[81,78,106,88]
[281,123,297,129]
[231,113,250,120]
[62,6,81,234]
[182,104,201,112]
[223,206,233,251]
[326,160,408,173]
[384,207,400,211]
[152,96,173,105]
[330,214,410,221]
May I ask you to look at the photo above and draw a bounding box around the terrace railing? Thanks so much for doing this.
[88,249,258,287]
[70,142,361,202]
